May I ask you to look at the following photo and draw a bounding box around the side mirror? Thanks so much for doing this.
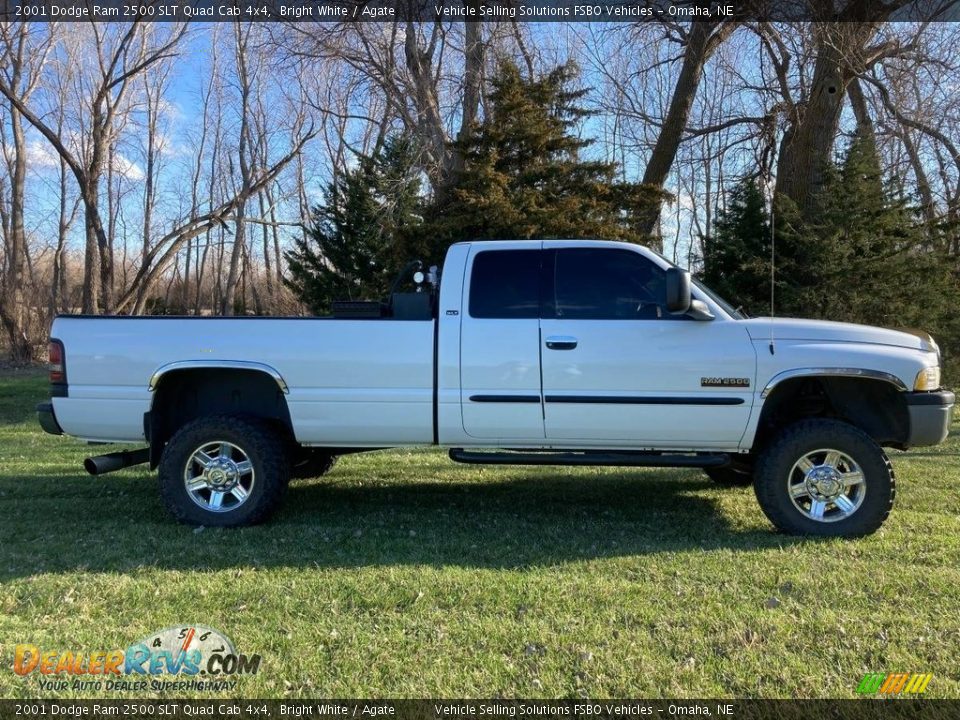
[665,268,692,314]
[687,299,715,321]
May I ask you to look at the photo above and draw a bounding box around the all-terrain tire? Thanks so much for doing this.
[159,414,290,527]
[754,419,895,537]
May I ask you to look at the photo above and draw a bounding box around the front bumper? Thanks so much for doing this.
[906,390,955,447]
[37,402,63,436]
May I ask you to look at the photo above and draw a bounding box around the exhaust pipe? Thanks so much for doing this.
[84,448,150,476]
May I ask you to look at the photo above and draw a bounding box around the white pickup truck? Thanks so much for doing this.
[38,240,953,536]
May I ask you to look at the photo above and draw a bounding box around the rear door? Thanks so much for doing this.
[539,245,756,448]
[460,246,546,440]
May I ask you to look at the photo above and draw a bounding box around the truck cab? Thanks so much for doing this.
[442,240,755,448]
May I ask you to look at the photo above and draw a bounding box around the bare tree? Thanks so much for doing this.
[0,23,56,360]
[222,22,257,316]
[132,54,174,311]
[112,134,313,315]
[278,19,491,195]
[0,19,187,313]
[634,20,739,235]
[771,2,914,217]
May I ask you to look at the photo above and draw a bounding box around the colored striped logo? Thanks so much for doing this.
[856,672,932,695]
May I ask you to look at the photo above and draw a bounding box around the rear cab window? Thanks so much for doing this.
[468,249,541,319]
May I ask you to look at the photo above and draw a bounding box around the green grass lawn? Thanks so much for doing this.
[1,369,958,699]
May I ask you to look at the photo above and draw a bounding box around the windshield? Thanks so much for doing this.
[646,248,746,320]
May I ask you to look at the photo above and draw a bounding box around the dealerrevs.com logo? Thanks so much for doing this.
[13,626,261,693]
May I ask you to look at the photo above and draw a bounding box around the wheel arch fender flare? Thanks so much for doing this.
[760,367,909,398]
[148,360,289,395]
[146,361,293,469]
[746,368,912,452]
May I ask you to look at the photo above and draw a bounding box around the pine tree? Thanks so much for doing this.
[799,134,953,329]
[702,135,959,379]
[701,177,772,316]
[415,61,665,265]
[284,136,422,315]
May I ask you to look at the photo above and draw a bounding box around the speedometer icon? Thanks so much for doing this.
[139,625,236,661]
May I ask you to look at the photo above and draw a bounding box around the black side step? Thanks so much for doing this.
[448,448,730,468]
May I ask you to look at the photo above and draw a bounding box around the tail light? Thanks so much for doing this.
[49,340,66,384]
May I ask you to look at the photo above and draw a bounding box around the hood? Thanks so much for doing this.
[742,317,937,353]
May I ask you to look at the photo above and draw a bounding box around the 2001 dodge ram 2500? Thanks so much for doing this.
[38,240,954,536]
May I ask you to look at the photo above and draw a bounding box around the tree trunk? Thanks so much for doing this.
[223,197,246,315]
[773,19,891,219]
[223,22,253,316]
[139,84,158,313]
[901,128,937,230]
[80,114,113,314]
[404,22,453,193]
[3,97,32,361]
[80,186,102,314]
[636,21,735,236]
[452,17,484,178]
[265,183,284,288]
[774,34,850,216]
[258,190,274,306]
[847,76,875,141]
[51,155,76,316]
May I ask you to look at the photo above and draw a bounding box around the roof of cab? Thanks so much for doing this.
[451,239,652,252]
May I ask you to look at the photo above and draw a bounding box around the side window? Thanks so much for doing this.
[552,248,668,320]
[469,249,541,319]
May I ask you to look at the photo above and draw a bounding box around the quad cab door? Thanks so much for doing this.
[459,244,545,441]
[539,244,756,448]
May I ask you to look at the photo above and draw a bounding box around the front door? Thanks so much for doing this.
[539,245,756,448]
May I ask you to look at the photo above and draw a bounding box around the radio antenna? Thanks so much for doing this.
[769,181,776,355]
[761,37,776,356]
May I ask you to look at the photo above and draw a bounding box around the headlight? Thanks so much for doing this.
[914,366,941,391]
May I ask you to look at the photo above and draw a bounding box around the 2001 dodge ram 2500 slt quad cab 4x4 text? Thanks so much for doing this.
[37,240,954,536]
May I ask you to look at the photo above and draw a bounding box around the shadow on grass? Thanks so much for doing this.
[0,370,48,425]
[0,466,813,578]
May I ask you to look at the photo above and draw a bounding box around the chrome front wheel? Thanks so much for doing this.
[787,449,866,523]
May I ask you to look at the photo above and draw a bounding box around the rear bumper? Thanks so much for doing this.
[37,402,63,436]
[906,390,955,447]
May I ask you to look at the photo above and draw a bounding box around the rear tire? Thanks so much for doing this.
[159,414,290,527]
[754,419,894,537]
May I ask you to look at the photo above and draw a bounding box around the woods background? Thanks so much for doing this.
[1,10,959,375]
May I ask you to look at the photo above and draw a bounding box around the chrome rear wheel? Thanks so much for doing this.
[159,415,289,527]
[184,441,256,513]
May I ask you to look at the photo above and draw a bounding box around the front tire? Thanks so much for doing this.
[754,419,895,537]
[159,414,290,527]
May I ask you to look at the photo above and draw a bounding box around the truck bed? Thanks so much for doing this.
[50,315,436,446]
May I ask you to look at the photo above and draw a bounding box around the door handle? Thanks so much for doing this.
[545,336,578,350]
